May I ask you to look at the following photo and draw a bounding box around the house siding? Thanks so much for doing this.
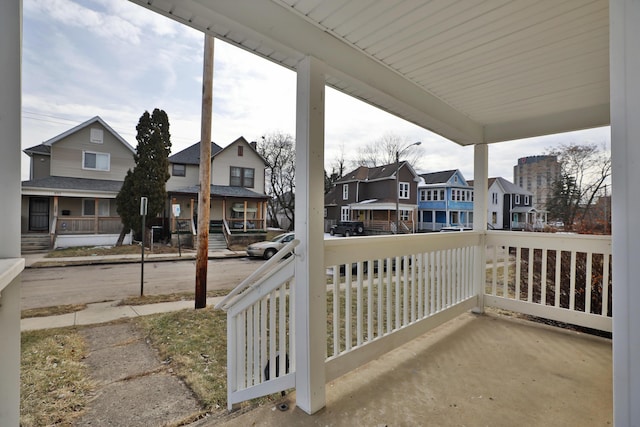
[49,123,134,180]
[166,164,200,191]
[211,140,265,193]
[31,154,51,180]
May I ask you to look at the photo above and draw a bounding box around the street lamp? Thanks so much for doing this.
[395,141,422,234]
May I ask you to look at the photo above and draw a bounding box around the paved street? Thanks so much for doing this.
[21,257,263,310]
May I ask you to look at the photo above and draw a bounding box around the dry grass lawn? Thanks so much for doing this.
[21,328,93,427]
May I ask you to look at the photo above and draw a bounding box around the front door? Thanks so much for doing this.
[29,197,49,232]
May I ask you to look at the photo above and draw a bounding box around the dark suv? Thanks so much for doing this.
[329,221,365,237]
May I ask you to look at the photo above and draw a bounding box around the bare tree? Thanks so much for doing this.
[546,143,611,231]
[352,133,423,168]
[258,132,296,230]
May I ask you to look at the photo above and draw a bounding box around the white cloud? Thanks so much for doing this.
[27,0,143,44]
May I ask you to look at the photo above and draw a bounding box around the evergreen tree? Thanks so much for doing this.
[116,109,171,244]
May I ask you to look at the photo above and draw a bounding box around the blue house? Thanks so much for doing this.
[417,170,473,231]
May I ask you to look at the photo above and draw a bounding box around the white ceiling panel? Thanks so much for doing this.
[129,0,610,145]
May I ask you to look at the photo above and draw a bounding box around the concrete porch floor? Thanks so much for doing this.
[211,311,612,427]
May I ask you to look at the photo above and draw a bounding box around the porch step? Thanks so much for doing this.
[208,233,228,250]
[21,234,51,253]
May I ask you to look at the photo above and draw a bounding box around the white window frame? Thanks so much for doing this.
[341,206,350,221]
[515,194,521,204]
[399,182,410,199]
[400,209,410,221]
[342,184,349,200]
[419,189,426,202]
[492,192,498,204]
[524,195,530,205]
[82,151,110,171]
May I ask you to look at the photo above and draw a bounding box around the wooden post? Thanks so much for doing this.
[195,34,214,309]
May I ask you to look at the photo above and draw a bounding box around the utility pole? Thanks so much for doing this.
[195,34,214,309]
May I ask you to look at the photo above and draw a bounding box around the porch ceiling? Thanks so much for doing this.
[130,0,610,146]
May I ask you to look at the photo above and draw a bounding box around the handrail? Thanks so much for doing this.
[215,238,300,311]
[221,218,232,246]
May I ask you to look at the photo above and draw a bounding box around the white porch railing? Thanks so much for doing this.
[324,232,479,382]
[218,231,613,410]
[215,240,299,410]
[484,231,612,332]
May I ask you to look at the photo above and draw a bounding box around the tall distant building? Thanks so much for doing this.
[513,155,560,211]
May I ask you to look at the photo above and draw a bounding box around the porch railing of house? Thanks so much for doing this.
[217,231,612,409]
[56,217,122,235]
[484,231,612,332]
[215,239,300,409]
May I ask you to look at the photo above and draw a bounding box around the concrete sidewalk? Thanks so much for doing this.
[23,248,246,268]
[21,297,224,331]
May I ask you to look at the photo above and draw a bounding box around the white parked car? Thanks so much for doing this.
[246,232,295,260]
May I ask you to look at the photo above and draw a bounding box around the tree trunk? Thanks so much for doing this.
[115,226,129,246]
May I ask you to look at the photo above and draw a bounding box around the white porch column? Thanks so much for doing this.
[0,0,24,425]
[294,55,326,414]
[611,1,640,424]
[473,144,488,313]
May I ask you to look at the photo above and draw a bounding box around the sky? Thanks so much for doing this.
[21,0,611,182]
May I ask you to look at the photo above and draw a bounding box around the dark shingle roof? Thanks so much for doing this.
[168,141,224,165]
[23,144,51,156]
[22,176,124,192]
[420,169,458,185]
[336,162,409,183]
[169,184,268,200]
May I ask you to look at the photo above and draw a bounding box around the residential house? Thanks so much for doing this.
[21,116,135,250]
[470,177,542,231]
[324,161,420,233]
[166,137,269,247]
[417,169,473,231]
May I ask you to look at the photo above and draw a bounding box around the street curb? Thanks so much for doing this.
[25,252,248,269]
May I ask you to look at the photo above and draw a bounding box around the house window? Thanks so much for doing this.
[343,184,349,200]
[399,182,409,199]
[492,212,497,224]
[400,209,410,221]
[454,175,458,183]
[90,128,103,144]
[83,199,110,216]
[419,189,426,202]
[461,191,466,201]
[524,195,530,205]
[515,194,521,204]
[238,145,244,156]
[172,164,186,177]
[83,151,110,171]
[230,167,255,188]
[492,193,498,204]
[341,206,350,221]
[440,190,445,200]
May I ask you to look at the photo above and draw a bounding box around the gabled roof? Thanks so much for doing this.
[474,177,532,196]
[216,136,269,166]
[168,136,268,166]
[419,169,468,185]
[168,141,224,165]
[37,116,135,154]
[336,161,417,184]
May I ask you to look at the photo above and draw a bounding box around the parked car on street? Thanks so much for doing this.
[246,232,295,260]
[329,221,365,237]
